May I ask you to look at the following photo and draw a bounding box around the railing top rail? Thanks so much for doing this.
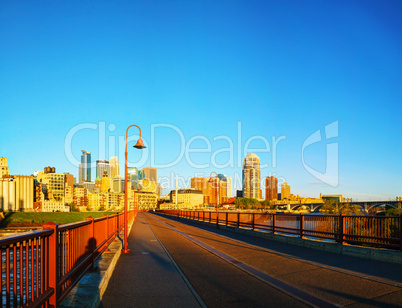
[58,219,92,231]
[176,210,401,219]
[94,216,108,222]
[107,213,119,218]
[0,229,53,246]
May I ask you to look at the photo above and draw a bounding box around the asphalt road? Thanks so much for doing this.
[144,212,402,307]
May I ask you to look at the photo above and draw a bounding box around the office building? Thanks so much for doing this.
[112,177,124,193]
[127,167,139,189]
[73,185,88,208]
[110,156,120,179]
[133,191,157,210]
[83,181,95,193]
[65,173,74,188]
[170,189,203,209]
[143,167,157,181]
[281,182,291,200]
[191,177,227,205]
[226,177,232,198]
[96,160,111,179]
[265,176,278,200]
[36,167,65,202]
[242,153,262,199]
[78,164,83,185]
[80,150,91,184]
[218,174,232,199]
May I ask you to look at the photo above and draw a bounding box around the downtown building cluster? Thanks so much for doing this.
[0,152,160,212]
[67,150,160,211]
[239,153,326,205]
[0,151,345,213]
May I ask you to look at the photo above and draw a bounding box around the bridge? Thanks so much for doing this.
[280,200,401,213]
[1,211,401,307]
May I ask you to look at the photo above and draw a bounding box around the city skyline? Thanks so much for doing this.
[1,1,401,200]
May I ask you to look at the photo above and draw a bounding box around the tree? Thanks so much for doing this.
[260,199,274,209]
[321,199,336,214]
[234,198,260,209]
[386,203,402,216]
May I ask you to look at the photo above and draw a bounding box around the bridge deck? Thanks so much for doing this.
[102,212,402,307]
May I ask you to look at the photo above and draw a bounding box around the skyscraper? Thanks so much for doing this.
[281,182,291,200]
[96,160,111,179]
[109,156,120,179]
[242,153,262,199]
[217,174,232,199]
[80,150,91,184]
[143,167,157,181]
[127,167,139,189]
[265,176,278,200]
[226,177,232,198]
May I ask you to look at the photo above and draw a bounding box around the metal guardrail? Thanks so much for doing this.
[159,210,402,250]
[0,210,136,307]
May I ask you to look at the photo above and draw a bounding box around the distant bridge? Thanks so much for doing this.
[277,200,400,213]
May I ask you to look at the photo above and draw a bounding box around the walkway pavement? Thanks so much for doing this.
[101,212,402,307]
[101,213,203,307]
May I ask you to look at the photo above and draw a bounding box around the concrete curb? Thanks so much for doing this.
[60,220,134,308]
[165,214,402,265]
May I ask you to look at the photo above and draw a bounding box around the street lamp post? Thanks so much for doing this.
[209,172,220,229]
[123,124,146,253]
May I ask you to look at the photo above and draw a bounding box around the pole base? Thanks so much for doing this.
[122,249,130,253]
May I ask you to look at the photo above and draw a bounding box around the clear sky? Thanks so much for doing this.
[1,0,401,200]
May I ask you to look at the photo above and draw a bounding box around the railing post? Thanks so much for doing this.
[300,213,304,238]
[400,215,402,251]
[237,212,240,228]
[226,212,228,226]
[252,213,255,231]
[86,217,95,271]
[43,222,59,307]
[339,214,345,244]
[203,210,205,221]
[272,213,276,234]
[209,211,211,223]
[113,214,118,241]
[103,214,111,252]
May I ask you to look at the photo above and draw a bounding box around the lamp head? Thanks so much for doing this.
[133,138,146,149]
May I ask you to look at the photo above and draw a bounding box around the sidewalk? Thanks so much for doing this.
[101,212,203,307]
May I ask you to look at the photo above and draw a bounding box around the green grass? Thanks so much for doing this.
[0,212,120,228]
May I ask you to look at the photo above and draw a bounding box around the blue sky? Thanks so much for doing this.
[1,0,401,200]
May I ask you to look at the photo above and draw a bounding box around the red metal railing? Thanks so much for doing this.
[0,210,136,307]
[159,210,402,250]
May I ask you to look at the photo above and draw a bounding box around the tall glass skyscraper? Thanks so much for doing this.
[80,150,91,184]
[242,153,262,199]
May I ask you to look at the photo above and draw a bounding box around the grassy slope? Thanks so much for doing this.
[0,212,120,228]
